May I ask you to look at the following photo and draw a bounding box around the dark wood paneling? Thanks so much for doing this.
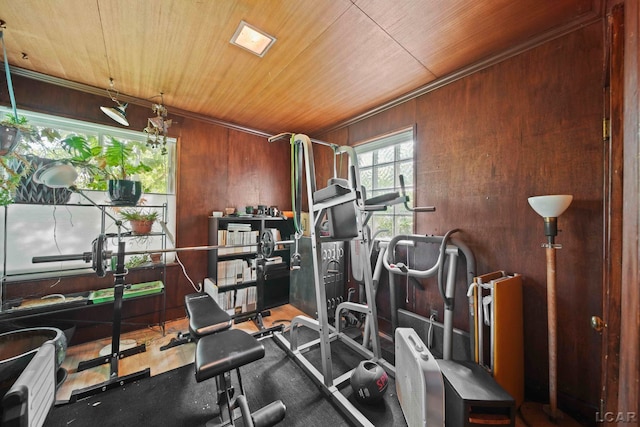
[318,20,605,424]
[602,1,624,421]
[619,0,640,421]
[418,23,604,423]
[173,120,292,317]
[344,99,417,145]
[0,75,154,132]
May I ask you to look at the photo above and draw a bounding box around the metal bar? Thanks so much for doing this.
[33,237,298,264]
[272,332,375,427]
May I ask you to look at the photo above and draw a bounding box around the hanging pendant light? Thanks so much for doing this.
[100,78,129,126]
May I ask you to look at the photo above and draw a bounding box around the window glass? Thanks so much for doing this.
[360,168,372,190]
[358,151,373,168]
[375,164,394,189]
[398,141,413,160]
[376,146,394,164]
[355,128,414,238]
[397,161,413,186]
[0,107,175,195]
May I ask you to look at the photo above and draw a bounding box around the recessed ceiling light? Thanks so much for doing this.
[230,20,276,57]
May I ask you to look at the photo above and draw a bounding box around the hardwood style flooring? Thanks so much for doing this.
[56,304,305,402]
[56,304,529,426]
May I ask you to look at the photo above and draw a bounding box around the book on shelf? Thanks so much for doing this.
[216,259,259,287]
[217,227,258,255]
[207,282,257,316]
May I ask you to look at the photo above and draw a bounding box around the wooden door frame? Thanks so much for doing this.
[602,1,639,424]
[601,2,624,423]
[617,0,640,421]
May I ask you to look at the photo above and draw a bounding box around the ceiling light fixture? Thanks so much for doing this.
[230,20,276,57]
[143,93,172,154]
[100,78,129,126]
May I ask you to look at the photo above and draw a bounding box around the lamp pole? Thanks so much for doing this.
[527,195,573,424]
[543,221,560,421]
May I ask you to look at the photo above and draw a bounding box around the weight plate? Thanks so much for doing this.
[92,234,109,277]
[260,230,275,258]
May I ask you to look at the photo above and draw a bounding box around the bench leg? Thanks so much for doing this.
[205,370,285,427]
[208,372,240,427]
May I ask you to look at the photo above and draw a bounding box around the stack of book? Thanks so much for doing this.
[218,223,259,255]
[204,278,256,316]
[216,259,256,286]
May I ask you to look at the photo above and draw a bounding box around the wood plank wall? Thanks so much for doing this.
[171,117,291,319]
[318,21,604,424]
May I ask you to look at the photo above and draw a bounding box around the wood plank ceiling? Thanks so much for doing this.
[0,0,601,135]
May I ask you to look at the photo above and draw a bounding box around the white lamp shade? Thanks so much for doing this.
[33,162,78,188]
[100,103,129,126]
[528,195,573,218]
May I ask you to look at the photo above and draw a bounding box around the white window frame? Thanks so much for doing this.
[355,127,415,239]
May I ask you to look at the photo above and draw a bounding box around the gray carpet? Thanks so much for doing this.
[45,335,352,426]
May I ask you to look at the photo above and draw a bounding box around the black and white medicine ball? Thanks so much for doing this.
[350,360,389,404]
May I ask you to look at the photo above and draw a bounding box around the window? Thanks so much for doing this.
[0,107,177,279]
[0,107,176,194]
[355,128,414,239]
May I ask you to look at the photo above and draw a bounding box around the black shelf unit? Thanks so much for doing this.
[208,216,294,321]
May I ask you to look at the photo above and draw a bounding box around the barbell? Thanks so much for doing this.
[32,229,296,277]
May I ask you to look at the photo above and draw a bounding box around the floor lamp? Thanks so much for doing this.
[528,194,572,423]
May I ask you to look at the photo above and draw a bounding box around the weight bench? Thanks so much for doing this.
[184,293,286,427]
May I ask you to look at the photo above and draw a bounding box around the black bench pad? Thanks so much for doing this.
[185,293,232,337]
[195,329,265,382]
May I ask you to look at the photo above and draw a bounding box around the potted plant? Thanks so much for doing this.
[0,115,36,206]
[0,155,29,206]
[97,137,152,206]
[0,115,51,205]
[119,208,159,234]
[0,114,31,156]
[3,126,101,205]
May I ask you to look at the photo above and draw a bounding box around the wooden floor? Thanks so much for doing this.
[56,304,529,426]
[56,304,305,402]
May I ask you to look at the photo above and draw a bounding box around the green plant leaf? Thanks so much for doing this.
[61,135,94,161]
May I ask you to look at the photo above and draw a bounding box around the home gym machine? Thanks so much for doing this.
[384,234,516,426]
[265,132,403,426]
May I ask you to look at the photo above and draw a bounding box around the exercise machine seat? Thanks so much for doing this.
[195,329,265,383]
[313,178,358,240]
[185,293,232,338]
